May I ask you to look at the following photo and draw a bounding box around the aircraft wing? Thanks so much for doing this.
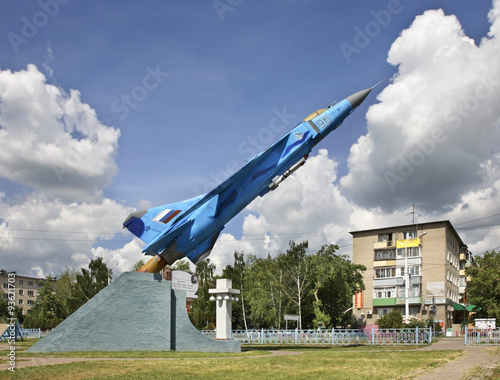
[180,131,292,218]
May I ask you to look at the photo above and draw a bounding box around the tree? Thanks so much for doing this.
[245,254,285,328]
[189,258,216,329]
[46,268,78,320]
[132,260,145,272]
[24,276,64,329]
[277,241,311,330]
[68,257,112,312]
[222,251,248,330]
[0,292,24,323]
[376,310,403,329]
[466,250,500,324]
[310,245,366,328]
[171,260,191,272]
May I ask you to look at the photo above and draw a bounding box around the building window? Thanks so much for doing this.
[409,307,419,317]
[28,290,35,297]
[18,299,23,305]
[377,308,393,317]
[396,285,421,298]
[397,246,420,258]
[373,287,396,299]
[403,230,417,239]
[18,280,24,285]
[28,281,35,286]
[27,300,34,306]
[374,249,396,260]
[378,233,393,243]
[399,266,421,277]
[2,283,7,289]
[375,267,396,279]
[18,289,24,296]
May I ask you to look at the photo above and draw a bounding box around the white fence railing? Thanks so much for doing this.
[464,327,500,345]
[200,328,432,346]
[20,328,42,339]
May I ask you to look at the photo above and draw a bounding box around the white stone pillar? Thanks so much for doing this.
[209,278,240,340]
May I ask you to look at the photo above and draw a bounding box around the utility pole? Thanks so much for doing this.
[407,204,415,224]
[404,231,426,323]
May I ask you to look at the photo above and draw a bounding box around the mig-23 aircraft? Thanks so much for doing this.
[123,85,376,273]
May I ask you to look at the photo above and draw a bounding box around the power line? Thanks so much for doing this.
[2,227,118,235]
[455,212,500,226]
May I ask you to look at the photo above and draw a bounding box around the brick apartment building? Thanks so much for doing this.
[1,270,43,315]
[350,220,473,333]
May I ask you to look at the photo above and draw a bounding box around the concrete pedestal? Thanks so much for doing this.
[28,272,240,353]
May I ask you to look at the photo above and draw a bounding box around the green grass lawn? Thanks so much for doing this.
[0,339,465,380]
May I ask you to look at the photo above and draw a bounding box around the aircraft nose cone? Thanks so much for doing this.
[345,88,372,109]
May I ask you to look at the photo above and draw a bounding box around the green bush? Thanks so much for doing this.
[376,310,403,328]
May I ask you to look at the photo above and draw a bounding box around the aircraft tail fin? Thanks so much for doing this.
[123,194,204,246]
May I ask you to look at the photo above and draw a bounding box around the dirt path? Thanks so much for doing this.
[0,349,302,371]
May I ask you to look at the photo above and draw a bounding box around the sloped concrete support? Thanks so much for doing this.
[28,272,240,353]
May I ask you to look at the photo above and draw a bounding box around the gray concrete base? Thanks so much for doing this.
[28,272,240,353]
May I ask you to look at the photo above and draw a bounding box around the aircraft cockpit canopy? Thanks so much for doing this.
[303,108,326,122]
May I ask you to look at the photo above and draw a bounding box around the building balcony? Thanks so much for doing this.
[374,241,389,249]
[373,260,396,268]
[373,297,422,307]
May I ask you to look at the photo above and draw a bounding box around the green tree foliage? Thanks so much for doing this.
[171,260,191,272]
[244,254,284,328]
[219,241,366,330]
[310,244,366,328]
[24,259,111,329]
[68,257,112,312]
[277,241,311,330]
[0,291,24,323]
[55,268,78,318]
[465,250,500,324]
[222,251,248,330]
[23,276,64,329]
[189,258,216,329]
[132,260,145,272]
[376,310,403,329]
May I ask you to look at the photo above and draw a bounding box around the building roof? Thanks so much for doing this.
[349,220,467,248]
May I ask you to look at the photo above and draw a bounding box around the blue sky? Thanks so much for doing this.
[0,0,499,276]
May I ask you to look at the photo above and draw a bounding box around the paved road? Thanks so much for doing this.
[415,337,499,380]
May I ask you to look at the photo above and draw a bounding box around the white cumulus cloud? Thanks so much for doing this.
[340,7,500,214]
[0,64,120,202]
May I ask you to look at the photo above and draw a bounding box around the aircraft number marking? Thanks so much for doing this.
[315,115,332,129]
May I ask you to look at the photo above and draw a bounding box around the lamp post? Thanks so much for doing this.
[404,231,426,323]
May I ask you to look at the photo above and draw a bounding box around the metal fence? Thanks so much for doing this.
[20,328,52,339]
[464,327,500,345]
[20,328,42,339]
[200,328,432,346]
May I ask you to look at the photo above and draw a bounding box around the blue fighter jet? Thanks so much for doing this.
[124,85,375,273]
